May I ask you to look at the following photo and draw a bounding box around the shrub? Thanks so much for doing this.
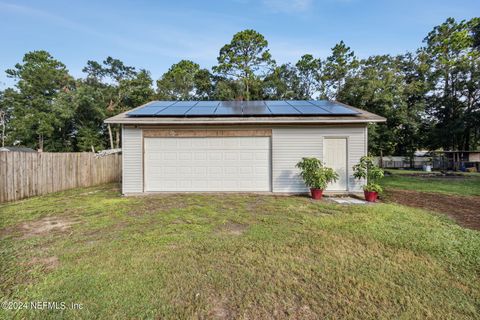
[353,156,384,192]
[296,157,339,190]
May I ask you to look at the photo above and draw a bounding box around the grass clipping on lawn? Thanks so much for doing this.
[0,184,479,319]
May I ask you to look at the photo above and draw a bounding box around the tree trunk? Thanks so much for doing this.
[38,133,44,152]
[108,124,114,149]
[379,149,383,168]
[115,128,120,149]
[0,111,5,148]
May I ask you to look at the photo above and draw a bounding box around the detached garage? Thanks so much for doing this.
[105,100,385,195]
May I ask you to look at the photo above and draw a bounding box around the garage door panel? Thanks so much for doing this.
[145,137,271,191]
[208,152,222,161]
[178,152,192,160]
[224,152,238,160]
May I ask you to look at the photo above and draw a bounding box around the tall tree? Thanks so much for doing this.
[295,54,321,99]
[63,80,108,151]
[213,29,275,100]
[5,51,74,151]
[263,64,302,99]
[212,77,241,100]
[471,18,480,50]
[339,54,427,157]
[424,18,480,151]
[0,90,10,148]
[82,57,153,149]
[156,60,211,100]
[322,41,358,99]
[194,69,215,99]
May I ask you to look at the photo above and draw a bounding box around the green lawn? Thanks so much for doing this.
[1,184,479,319]
[381,169,480,196]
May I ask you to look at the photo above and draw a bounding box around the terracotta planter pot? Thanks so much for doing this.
[310,188,324,200]
[364,191,378,202]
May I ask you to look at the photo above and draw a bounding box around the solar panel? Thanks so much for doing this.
[215,107,242,115]
[243,105,271,115]
[171,101,198,107]
[268,106,301,115]
[128,106,168,116]
[185,106,217,116]
[147,101,176,107]
[126,100,361,117]
[309,100,359,114]
[156,106,192,116]
[295,105,330,115]
[195,101,220,107]
[219,101,243,108]
[265,100,290,106]
[286,100,315,106]
[243,101,265,107]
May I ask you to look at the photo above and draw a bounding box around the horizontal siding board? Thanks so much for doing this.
[272,126,367,193]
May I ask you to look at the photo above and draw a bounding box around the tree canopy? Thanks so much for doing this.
[1,19,479,154]
[213,29,275,100]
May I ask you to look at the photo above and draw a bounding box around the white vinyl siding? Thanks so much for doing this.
[272,126,367,192]
[122,127,143,193]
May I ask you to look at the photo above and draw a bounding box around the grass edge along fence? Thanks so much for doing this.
[0,152,121,203]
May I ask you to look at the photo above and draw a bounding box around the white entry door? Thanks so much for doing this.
[324,138,348,191]
[144,137,271,192]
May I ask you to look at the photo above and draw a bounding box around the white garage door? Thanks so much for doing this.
[144,137,271,192]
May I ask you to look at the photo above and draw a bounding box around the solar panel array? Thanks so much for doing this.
[127,100,359,117]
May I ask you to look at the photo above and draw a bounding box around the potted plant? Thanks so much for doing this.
[296,157,339,200]
[352,156,384,202]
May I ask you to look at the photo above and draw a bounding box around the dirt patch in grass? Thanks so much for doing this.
[20,216,77,238]
[216,221,248,236]
[384,189,480,230]
[28,256,59,272]
[209,297,231,320]
[1,216,78,239]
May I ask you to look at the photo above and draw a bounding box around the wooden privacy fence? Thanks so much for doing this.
[0,152,122,203]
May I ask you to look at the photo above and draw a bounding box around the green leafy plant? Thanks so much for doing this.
[353,156,384,192]
[296,157,339,190]
[363,183,383,193]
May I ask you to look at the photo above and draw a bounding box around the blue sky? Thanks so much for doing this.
[1,0,479,89]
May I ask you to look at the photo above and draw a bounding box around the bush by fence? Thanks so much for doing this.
[0,152,121,203]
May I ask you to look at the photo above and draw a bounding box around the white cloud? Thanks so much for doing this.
[262,0,313,12]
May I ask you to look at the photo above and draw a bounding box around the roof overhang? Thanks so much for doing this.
[105,117,385,125]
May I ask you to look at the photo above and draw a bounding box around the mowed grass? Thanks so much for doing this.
[381,169,480,196]
[1,184,479,319]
